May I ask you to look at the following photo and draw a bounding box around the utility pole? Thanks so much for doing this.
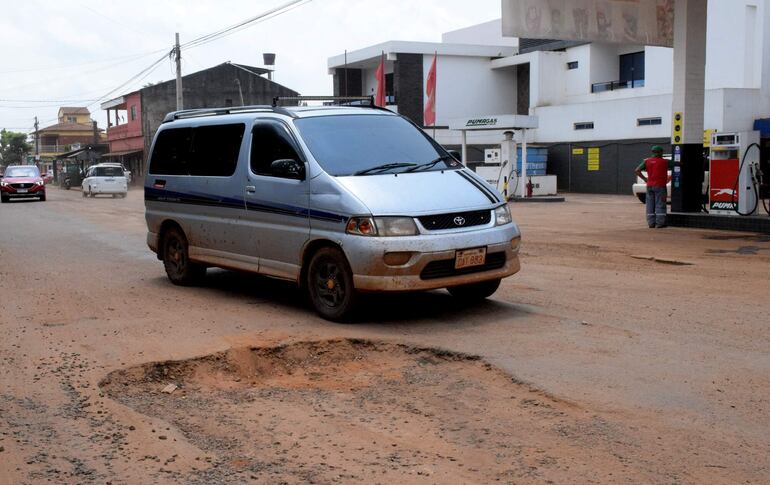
[234,78,245,106]
[34,116,39,159]
[174,33,183,110]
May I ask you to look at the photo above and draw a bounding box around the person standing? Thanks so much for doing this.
[635,146,672,228]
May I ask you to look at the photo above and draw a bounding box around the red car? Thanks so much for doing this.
[0,165,46,203]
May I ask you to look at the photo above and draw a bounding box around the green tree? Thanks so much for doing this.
[0,129,32,165]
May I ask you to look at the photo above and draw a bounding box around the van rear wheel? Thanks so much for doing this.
[162,227,205,286]
[307,247,357,322]
[447,278,501,301]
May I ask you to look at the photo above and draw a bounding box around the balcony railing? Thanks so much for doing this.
[39,145,68,154]
[591,79,645,93]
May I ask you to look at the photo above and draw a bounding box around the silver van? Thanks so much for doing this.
[144,100,521,321]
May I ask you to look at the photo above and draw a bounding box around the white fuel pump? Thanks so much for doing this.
[709,131,762,216]
[499,130,517,199]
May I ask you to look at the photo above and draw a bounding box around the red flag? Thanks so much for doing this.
[424,52,437,126]
[375,52,386,107]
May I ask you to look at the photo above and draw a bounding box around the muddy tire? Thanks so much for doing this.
[82,190,87,198]
[0,195,7,203]
[447,278,501,301]
[162,227,205,286]
[39,193,46,202]
[636,193,646,204]
[307,247,357,322]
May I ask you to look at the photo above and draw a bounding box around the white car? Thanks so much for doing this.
[82,163,128,198]
[631,156,708,203]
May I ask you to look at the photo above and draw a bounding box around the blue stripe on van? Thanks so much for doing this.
[144,187,346,223]
[456,170,501,203]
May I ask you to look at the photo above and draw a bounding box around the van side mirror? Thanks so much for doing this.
[270,159,305,180]
[447,150,461,161]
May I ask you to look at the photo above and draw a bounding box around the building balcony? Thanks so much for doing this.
[106,123,142,141]
[591,79,645,93]
[39,145,68,155]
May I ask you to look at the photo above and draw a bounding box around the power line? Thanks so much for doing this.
[0,98,98,103]
[87,53,170,108]
[0,48,169,75]
[1,1,314,120]
[182,0,313,51]
[0,50,170,94]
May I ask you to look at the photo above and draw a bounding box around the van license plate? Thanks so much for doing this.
[17,189,28,193]
[455,247,486,269]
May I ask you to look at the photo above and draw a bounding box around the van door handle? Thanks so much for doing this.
[245,185,256,194]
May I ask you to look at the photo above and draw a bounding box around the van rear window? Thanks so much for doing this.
[93,166,124,177]
[149,123,245,176]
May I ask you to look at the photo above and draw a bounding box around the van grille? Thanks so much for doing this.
[11,183,34,189]
[420,252,506,280]
[417,209,491,231]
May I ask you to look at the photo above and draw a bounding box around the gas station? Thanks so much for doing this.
[498,0,770,232]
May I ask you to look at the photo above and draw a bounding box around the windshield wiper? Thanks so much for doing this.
[404,154,456,173]
[353,162,417,176]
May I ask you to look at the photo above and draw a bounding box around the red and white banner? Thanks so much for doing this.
[424,52,437,126]
[374,52,386,108]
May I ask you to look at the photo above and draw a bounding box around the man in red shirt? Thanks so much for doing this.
[635,146,673,228]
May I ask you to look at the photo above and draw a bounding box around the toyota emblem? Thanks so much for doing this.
[453,216,466,226]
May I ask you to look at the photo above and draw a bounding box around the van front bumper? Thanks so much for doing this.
[343,223,521,292]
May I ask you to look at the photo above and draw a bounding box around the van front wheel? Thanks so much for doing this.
[307,247,357,322]
[162,227,205,286]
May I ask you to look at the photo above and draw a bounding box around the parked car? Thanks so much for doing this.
[0,165,46,202]
[144,103,522,321]
[82,163,128,198]
[632,155,709,203]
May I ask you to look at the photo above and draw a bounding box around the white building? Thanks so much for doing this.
[327,0,770,193]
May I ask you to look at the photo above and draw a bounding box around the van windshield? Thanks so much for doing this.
[293,114,459,176]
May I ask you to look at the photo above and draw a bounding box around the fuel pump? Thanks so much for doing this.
[499,130,517,199]
[708,131,763,216]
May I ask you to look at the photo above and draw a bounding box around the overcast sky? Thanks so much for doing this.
[0,0,501,134]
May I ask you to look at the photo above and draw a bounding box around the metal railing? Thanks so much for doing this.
[591,79,645,93]
[38,145,68,153]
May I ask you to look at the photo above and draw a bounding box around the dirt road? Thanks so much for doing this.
[1,188,768,483]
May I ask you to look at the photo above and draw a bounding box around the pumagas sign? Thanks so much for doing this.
[502,0,675,47]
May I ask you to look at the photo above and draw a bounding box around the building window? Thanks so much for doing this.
[225,98,233,107]
[619,51,645,88]
[567,61,578,70]
[130,105,137,121]
[385,73,395,105]
[637,117,662,126]
[574,122,594,130]
[66,116,77,123]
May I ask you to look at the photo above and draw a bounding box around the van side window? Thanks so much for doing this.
[149,124,244,176]
[250,121,301,177]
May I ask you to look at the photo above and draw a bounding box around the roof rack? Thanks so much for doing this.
[273,95,373,107]
[162,104,298,123]
[273,95,377,107]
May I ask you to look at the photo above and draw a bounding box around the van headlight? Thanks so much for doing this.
[494,204,512,226]
[374,217,418,236]
[346,217,418,237]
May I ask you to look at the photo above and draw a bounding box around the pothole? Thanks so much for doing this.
[100,339,646,483]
